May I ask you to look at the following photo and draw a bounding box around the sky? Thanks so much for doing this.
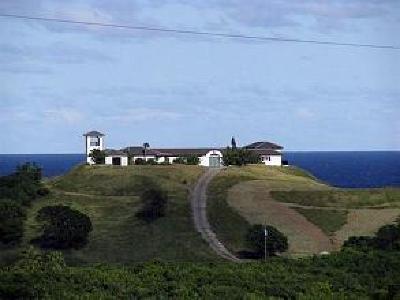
[0,0,399,153]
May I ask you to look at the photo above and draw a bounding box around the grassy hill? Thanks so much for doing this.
[207,165,400,257]
[2,163,399,265]
[2,164,219,265]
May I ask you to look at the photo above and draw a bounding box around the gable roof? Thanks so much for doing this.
[104,149,127,156]
[83,130,105,137]
[123,146,222,157]
[244,141,283,150]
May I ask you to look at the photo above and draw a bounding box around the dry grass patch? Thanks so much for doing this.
[227,181,333,256]
[334,209,400,245]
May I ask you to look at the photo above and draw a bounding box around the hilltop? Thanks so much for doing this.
[207,165,400,257]
[1,163,399,265]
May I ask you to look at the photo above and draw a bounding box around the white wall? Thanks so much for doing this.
[86,135,105,164]
[199,150,223,167]
[261,155,282,166]
[105,156,128,166]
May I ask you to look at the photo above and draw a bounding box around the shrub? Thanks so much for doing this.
[135,188,168,223]
[89,149,106,164]
[223,147,260,166]
[246,224,288,257]
[173,157,186,164]
[147,158,158,165]
[186,155,200,165]
[32,205,92,249]
[0,200,26,244]
[343,223,400,251]
[36,187,50,197]
[0,163,43,206]
[135,158,145,165]
[375,224,400,250]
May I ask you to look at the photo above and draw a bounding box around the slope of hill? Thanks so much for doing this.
[4,165,219,265]
[207,165,400,257]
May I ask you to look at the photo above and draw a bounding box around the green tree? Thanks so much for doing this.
[142,142,150,160]
[32,205,92,249]
[246,224,288,257]
[0,200,26,244]
[186,155,200,165]
[135,188,168,223]
[222,147,260,166]
[89,149,106,164]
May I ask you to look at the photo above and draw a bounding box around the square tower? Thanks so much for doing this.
[83,131,105,164]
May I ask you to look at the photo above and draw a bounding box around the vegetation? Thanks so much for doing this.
[88,149,105,164]
[208,165,400,256]
[0,163,48,245]
[32,205,92,249]
[135,187,168,223]
[271,188,400,208]
[207,172,256,255]
[246,224,288,257]
[222,147,260,166]
[0,164,216,265]
[0,163,44,206]
[0,200,26,244]
[1,246,400,298]
[344,222,400,251]
[293,208,348,235]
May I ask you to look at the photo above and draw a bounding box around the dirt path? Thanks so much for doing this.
[228,181,335,255]
[191,168,241,262]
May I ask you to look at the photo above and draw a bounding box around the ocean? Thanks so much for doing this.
[0,152,399,188]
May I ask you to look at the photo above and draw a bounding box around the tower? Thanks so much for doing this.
[83,131,105,164]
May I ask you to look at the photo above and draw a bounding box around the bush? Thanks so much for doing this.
[173,157,186,164]
[32,205,92,249]
[0,163,43,206]
[375,224,400,250]
[135,188,168,223]
[147,158,158,165]
[135,158,145,165]
[0,200,26,244]
[89,149,106,164]
[343,223,400,251]
[36,187,50,197]
[223,147,260,166]
[246,224,288,257]
[186,155,200,165]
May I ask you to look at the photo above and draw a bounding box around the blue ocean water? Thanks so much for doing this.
[0,152,399,188]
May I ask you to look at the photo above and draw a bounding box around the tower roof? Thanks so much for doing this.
[83,130,105,137]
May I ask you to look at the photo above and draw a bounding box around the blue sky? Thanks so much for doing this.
[0,0,399,153]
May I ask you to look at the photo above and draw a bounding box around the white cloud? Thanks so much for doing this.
[105,108,182,122]
[43,108,84,124]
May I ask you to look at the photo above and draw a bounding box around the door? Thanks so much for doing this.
[112,157,121,165]
[209,155,220,168]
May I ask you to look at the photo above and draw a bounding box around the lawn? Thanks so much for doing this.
[270,189,400,208]
[207,165,400,256]
[2,164,220,265]
[292,208,348,235]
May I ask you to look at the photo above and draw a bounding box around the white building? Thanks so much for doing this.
[83,131,283,167]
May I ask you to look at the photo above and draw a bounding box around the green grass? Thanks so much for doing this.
[207,173,255,254]
[271,189,400,208]
[206,165,330,255]
[2,164,220,265]
[293,208,348,235]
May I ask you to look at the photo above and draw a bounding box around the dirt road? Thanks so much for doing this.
[191,168,241,262]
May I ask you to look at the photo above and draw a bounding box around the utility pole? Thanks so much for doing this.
[264,221,268,262]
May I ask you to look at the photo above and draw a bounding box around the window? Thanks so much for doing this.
[90,137,100,146]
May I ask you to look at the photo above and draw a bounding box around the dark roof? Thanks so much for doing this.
[83,130,105,137]
[244,141,283,150]
[104,149,127,156]
[123,146,222,157]
[247,149,281,155]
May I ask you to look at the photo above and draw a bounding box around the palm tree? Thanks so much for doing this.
[142,142,150,161]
